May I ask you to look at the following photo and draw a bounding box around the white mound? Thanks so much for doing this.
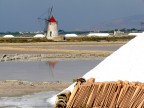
[3,35,14,38]
[87,33,109,36]
[33,34,45,38]
[128,33,142,36]
[65,34,78,37]
[49,32,144,105]
[84,34,144,82]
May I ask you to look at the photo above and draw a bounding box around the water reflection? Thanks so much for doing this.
[0,60,104,107]
[0,60,102,82]
[46,61,57,81]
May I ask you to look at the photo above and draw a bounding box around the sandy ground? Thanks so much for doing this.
[0,80,72,97]
[0,41,126,97]
[0,41,126,62]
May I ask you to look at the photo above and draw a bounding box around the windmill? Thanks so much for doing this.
[38,6,58,38]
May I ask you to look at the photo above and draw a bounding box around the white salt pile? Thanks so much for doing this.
[83,34,144,82]
[3,35,14,38]
[65,34,78,37]
[128,33,142,36]
[87,33,109,37]
[33,34,45,38]
[49,33,144,104]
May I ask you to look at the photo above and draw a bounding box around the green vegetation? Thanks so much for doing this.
[0,35,135,43]
[65,36,135,42]
[0,37,53,43]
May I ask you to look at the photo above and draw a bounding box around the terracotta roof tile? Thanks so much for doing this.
[55,78,144,108]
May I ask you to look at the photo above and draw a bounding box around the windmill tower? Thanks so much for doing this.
[46,7,58,39]
[38,7,58,38]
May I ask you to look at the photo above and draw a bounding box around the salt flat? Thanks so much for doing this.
[0,42,125,62]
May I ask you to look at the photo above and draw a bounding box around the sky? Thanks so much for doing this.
[0,0,144,32]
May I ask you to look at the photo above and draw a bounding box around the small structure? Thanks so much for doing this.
[87,33,109,37]
[65,34,78,37]
[3,35,14,38]
[33,34,45,38]
[113,30,124,36]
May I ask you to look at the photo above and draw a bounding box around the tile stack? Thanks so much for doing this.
[55,78,144,108]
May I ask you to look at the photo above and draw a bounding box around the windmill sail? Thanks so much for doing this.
[37,6,54,35]
[48,6,53,20]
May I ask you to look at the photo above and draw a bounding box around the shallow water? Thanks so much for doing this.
[0,60,102,82]
[0,91,58,108]
[62,45,121,51]
[0,60,102,107]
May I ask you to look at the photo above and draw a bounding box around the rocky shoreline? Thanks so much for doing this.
[0,53,107,62]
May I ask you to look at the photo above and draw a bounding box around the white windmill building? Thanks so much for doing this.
[46,7,58,39]
[47,15,58,38]
[38,7,59,39]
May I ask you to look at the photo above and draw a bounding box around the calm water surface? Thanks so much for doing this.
[0,60,102,108]
[0,60,102,82]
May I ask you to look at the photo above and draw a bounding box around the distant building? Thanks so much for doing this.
[113,30,124,36]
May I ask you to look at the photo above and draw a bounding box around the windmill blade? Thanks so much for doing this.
[38,17,45,20]
[37,10,49,21]
[44,20,48,33]
[48,6,53,20]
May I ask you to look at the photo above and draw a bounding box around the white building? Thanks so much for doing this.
[46,16,58,39]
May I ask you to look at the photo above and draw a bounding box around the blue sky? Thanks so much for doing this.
[0,0,144,32]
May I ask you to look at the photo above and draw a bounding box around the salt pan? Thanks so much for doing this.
[49,32,144,104]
